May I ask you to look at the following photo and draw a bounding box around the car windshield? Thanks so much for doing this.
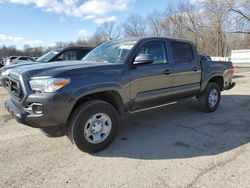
[36,50,62,62]
[83,40,138,64]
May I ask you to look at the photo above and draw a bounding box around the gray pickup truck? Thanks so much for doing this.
[2,37,235,153]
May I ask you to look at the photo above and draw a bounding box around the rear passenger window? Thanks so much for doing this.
[136,41,167,64]
[171,41,194,63]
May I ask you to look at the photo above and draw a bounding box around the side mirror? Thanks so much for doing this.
[134,54,154,65]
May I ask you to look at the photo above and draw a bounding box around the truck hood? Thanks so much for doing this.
[5,60,111,79]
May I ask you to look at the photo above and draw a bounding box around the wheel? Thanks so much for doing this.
[198,82,221,112]
[67,100,119,153]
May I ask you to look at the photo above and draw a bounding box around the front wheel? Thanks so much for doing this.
[67,100,119,153]
[198,82,221,112]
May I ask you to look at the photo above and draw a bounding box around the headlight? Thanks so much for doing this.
[29,78,70,93]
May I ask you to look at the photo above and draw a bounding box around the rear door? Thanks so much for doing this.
[130,39,173,110]
[170,41,201,96]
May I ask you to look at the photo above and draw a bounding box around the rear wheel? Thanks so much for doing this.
[198,82,221,112]
[67,100,119,153]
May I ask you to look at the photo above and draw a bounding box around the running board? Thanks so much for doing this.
[129,102,178,114]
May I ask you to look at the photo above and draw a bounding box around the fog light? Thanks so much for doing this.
[32,104,43,114]
[26,103,43,114]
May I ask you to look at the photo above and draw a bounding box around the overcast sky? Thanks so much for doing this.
[0,0,193,49]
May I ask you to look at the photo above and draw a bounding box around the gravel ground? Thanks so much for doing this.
[0,68,250,188]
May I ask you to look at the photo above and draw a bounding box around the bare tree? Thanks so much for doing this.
[146,10,165,36]
[230,0,250,22]
[228,0,250,34]
[198,0,232,56]
[165,4,186,38]
[97,21,122,40]
[55,42,68,48]
[166,1,203,45]
[87,31,107,47]
[123,14,148,37]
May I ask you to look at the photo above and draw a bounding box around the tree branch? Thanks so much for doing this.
[231,8,250,22]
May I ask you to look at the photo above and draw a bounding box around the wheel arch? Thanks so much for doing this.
[208,76,224,90]
[69,90,125,120]
[201,75,224,92]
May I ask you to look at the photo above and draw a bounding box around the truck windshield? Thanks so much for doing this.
[36,50,62,62]
[83,40,137,64]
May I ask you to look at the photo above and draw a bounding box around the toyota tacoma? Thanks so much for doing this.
[2,37,235,153]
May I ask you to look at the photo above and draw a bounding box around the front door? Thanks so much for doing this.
[130,40,173,110]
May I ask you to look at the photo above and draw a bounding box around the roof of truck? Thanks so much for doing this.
[113,36,194,44]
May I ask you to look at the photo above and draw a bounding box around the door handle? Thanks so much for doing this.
[192,67,199,71]
[162,70,172,75]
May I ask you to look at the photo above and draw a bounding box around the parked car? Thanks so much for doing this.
[0,56,34,85]
[4,56,18,66]
[12,56,35,64]
[5,56,35,66]
[2,37,235,153]
[0,47,92,85]
[36,47,93,62]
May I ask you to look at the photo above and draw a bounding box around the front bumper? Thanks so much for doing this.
[5,93,75,128]
[5,99,55,128]
[5,99,29,125]
[224,82,235,90]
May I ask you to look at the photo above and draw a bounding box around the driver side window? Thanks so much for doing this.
[136,41,167,64]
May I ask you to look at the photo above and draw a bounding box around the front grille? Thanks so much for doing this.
[3,78,24,100]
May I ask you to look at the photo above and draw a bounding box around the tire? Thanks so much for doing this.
[198,82,221,113]
[67,100,119,153]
